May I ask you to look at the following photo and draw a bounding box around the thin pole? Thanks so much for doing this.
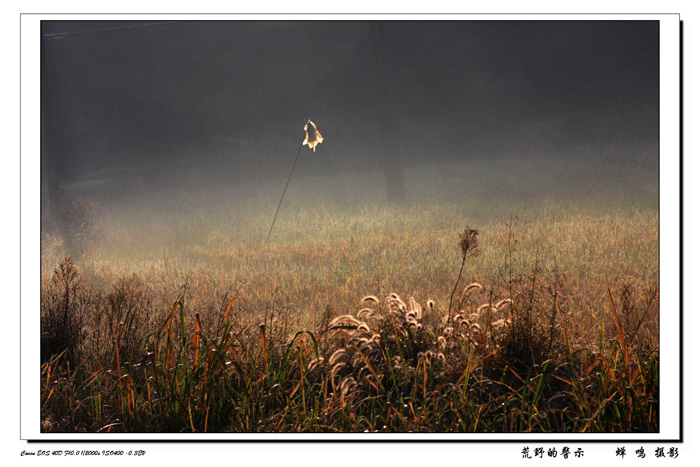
[267,140,305,242]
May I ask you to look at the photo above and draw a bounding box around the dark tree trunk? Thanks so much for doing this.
[368,21,407,206]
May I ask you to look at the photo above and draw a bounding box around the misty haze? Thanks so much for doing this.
[40,20,660,434]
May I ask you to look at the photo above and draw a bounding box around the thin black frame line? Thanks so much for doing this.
[26,15,677,442]
[21,12,682,16]
[19,11,23,444]
[678,19,684,444]
[28,436,681,443]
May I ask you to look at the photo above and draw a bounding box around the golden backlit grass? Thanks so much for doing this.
[40,155,659,433]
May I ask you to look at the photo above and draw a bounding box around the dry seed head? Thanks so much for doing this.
[351,352,364,367]
[331,362,347,378]
[330,329,346,339]
[477,303,497,315]
[329,348,347,365]
[339,376,358,396]
[458,226,480,256]
[357,308,374,320]
[330,314,361,327]
[351,336,371,347]
[357,323,372,334]
[361,295,380,305]
[462,282,483,296]
[496,298,513,309]
[307,357,324,372]
[408,297,422,319]
[427,299,435,311]
[358,367,371,380]
[363,373,377,385]
[389,294,407,313]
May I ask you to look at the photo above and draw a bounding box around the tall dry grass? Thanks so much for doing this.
[40,156,659,432]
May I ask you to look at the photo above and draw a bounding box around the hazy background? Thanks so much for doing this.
[42,20,658,202]
[33,18,666,440]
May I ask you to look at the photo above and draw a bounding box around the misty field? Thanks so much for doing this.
[40,153,659,433]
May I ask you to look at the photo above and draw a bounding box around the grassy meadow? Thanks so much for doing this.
[40,152,660,433]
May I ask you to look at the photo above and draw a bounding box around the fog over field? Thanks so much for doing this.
[42,20,657,209]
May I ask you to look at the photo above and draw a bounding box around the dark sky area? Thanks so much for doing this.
[41,20,659,187]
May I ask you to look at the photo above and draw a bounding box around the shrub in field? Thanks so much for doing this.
[41,257,88,366]
[320,289,512,405]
